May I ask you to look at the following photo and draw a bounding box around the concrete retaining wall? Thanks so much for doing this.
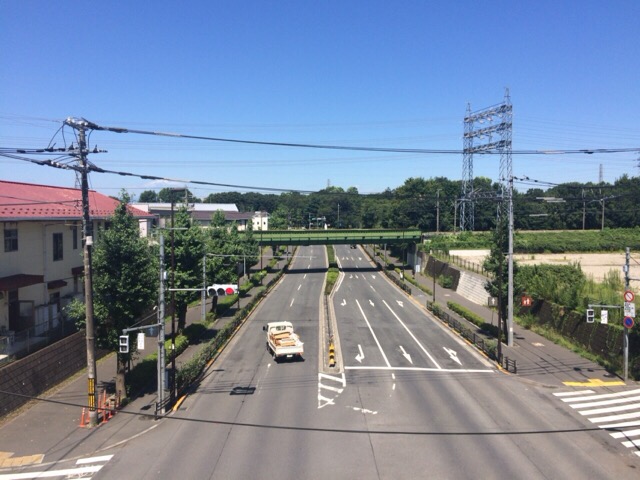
[1,331,88,418]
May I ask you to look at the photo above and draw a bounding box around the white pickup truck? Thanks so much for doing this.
[264,321,304,361]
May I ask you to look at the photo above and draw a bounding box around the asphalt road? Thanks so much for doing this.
[34,244,637,479]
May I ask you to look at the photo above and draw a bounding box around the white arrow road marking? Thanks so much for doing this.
[382,300,441,369]
[356,299,391,367]
[371,275,376,280]
[399,345,413,364]
[396,300,404,307]
[355,344,365,363]
[369,299,375,307]
[341,299,347,306]
[443,347,462,365]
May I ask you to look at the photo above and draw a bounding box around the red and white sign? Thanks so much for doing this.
[624,290,635,302]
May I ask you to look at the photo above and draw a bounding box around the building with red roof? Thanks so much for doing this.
[0,180,154,356]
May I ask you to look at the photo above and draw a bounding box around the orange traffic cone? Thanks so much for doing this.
[79,408,87,427]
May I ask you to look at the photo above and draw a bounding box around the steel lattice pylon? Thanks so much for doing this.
[460,89,513,230]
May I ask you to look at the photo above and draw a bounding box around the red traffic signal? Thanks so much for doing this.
[207,284,239,297]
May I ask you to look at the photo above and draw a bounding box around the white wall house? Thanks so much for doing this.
[0,181,154,346]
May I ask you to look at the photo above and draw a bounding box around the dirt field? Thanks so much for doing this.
[449,249,640,288]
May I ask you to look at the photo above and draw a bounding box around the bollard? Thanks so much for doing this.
[329,342,336,367]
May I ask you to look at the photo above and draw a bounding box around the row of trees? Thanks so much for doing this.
[138,174,640,232]
[67,193,257,397]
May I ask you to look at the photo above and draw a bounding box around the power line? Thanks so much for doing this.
[66,118,640,156]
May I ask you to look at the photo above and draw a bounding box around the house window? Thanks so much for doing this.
[4,228,18,252]
[72,226,78,250]
[53,232,63,261]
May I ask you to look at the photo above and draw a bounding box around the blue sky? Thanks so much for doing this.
[1,1,639,199]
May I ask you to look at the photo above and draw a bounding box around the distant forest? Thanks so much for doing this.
[137,174,640,232]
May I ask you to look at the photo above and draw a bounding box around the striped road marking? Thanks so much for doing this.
[318,372,346,409]
[554,389,640,457]
[0,454,113,479]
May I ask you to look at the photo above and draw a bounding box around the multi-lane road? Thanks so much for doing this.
[15,245,637,479]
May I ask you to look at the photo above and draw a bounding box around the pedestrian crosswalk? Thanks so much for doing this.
[0,454,113,479]
[554,388,640,457]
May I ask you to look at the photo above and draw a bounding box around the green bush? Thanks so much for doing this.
[447,301,499,337]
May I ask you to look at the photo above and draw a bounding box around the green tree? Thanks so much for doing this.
[92,193,158,397]
[138,190,159,202]
[159,187,199,204]
[170,207,205,331]
[482,215,521,340]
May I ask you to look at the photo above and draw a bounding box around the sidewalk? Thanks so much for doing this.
[0,253,290,466]
[369,246,633,388]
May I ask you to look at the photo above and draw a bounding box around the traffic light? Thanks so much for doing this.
[207,284,239,297]
[119,335,129,353]
[586,309,595,323]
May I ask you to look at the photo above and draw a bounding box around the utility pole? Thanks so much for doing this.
[170,199,176,403]
[624,247,630,381]
[507,176,514,347]
[157,234,167,415]
[436,189,440,233]
[65,118,98,426]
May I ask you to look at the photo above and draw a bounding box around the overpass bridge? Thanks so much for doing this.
[252,228,422,247]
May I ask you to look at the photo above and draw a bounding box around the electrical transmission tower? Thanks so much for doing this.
[460,89,513,230]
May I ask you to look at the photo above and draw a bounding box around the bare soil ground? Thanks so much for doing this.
[449,249,640,288]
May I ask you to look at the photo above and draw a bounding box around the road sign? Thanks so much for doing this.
[623,316,634,329]
[600,310,608,324]
[624,290,635,302]
[624,302,636,318]
[521,295,532,307]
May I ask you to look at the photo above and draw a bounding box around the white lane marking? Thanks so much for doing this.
[76,455,114,464]
[443,347,462,366]
[319,372,346,386]
[297,284,302,290]
[589,411,640,423]
[382,300,441,369]
[349,406,378,415]
[610,428,640,439]
[345,366,494,373]
[290,298,295,307]
[356,299,391,368]
[555,388,640,403]
[371,275,376,280]
[355,344,365,363]
[553,390,596,397]
[399,346,413,364]
[0,465,103,479]
[304,273,307,279]
[578,397,640,416]
[555,388,640,454]
[600,420,640,429]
